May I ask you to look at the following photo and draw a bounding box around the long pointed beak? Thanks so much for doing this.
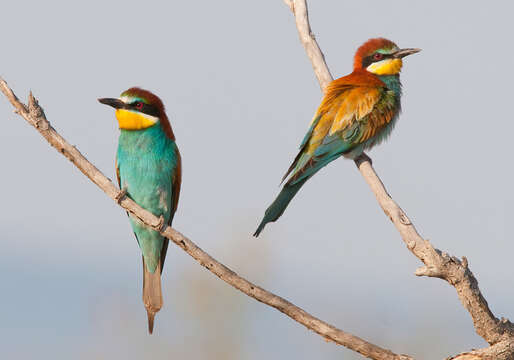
[393,48,421,58]
[98,98,125,109]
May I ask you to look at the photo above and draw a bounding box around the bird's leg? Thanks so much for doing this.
[115,187,128,204]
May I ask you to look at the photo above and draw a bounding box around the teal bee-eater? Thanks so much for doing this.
[99,88,181,333]
[254,38,420,236]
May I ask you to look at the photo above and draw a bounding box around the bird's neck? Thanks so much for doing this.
[118,123,170,152]
[378,74,402,97]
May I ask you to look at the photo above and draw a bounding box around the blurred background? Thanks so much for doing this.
[1,1,513,359]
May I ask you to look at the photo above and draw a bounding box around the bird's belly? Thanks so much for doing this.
[120,160,172,218]
[118,156,173,273]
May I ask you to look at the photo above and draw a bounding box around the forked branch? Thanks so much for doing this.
[285,0,514,359]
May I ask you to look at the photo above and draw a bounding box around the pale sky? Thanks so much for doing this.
[1,1,513,359]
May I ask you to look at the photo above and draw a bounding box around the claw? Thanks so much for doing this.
[156,215,166,232]
[115,187,128,204]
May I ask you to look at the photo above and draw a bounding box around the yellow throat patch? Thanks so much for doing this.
[115,109,158,130]
[366,58,403,75]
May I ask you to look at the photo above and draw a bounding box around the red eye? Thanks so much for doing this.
[135,102,144,110]
[373,53,384,61]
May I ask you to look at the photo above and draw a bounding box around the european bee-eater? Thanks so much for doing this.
[99,88,181,334]
[254,38,420,237]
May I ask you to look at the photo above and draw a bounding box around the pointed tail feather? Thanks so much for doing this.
[142,257,163,334]
[254,177,308,237]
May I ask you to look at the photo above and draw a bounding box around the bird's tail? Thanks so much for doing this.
[142,257,163,334]
[254,177,308,237]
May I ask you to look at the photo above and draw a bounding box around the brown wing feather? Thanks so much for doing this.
[160,148,182,270]
[115,158,121,188]
[170,149,182,220]
[281,82,356,183]
[305,71,386,153]
[281,72,390,184]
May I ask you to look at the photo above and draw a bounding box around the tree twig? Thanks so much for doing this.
[285,0,514,359]
[0,77,412,360]
[284,0,333,91]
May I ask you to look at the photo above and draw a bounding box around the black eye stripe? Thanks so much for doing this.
[362,53,393,68]
[125,102,160,117]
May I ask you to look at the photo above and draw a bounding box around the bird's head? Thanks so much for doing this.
[98,87,174,139]
[353,38,420,75]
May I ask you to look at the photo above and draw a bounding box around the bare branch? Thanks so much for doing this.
[285,0,514,358]
[449,340,514,360]
[0,77,412,360]
[355,156,514,348]
[287,0,333,90]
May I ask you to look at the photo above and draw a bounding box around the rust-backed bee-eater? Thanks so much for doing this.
[99,88,181,333]
[254,38,420,236]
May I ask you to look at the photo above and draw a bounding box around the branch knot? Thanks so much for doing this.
[27,92,50,130]
[398,211,411,225]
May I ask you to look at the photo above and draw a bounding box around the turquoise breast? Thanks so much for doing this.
[117,124,178,273]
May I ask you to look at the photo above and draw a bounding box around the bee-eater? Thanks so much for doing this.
[99,88,181,334]
[254,38,420,237]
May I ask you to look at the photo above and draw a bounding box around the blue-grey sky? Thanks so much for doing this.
[1,1,513,359]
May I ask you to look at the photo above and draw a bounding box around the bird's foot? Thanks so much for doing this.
[115,187,128,204]
[155,215,166,232]
[354,152,372,168]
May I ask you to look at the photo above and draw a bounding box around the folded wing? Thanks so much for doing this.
[285,75,395,185]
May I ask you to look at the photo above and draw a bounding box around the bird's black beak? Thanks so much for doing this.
[98,98,125,109]
[393,48,421,58]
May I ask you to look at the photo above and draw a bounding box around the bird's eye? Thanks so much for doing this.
[373,53,384,61]
[134,101,144,110]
